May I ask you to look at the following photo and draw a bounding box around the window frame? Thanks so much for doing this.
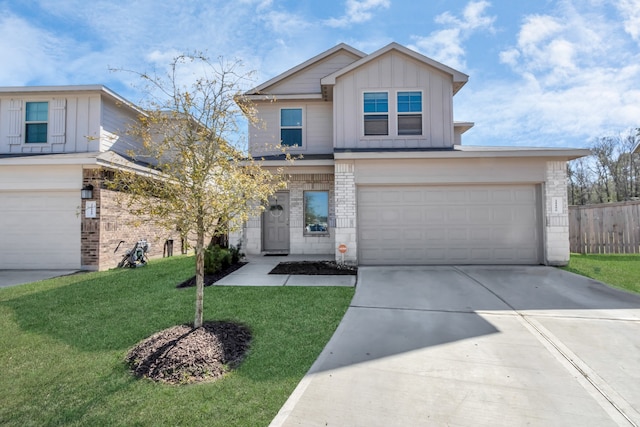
[363,92,389,136]
[25,101,49,144]
[280,107,304,148]
[397,91,423,136]
[303,190,330,236]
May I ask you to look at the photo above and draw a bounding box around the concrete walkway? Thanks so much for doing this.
[215,254,356,287]
[270,266,640,427]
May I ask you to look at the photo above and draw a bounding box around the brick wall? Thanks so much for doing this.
[544,160,570,266]
[289,173,335,254]
[334,161,357,264]
[81,168,184,270]
[239,173,336,255]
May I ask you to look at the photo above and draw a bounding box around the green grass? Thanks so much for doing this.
[561,253,640,294]
[0,256,354,426]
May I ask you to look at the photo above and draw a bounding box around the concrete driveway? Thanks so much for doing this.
[270,266,640,427]
[0,270,79,288]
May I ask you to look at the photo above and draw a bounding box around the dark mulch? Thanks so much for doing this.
[126,321,252,384]
[176,262,247,288]
[269,261,357,275]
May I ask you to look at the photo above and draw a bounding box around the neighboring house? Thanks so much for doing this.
[232,42,589,266]
[633,138,640,154]
[0,85,181,270]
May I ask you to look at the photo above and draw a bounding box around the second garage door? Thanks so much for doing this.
[0,191,81,269]
[358,185,541,265]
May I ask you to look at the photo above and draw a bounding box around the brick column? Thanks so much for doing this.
[544,160,570,266]
[334,160,357,264]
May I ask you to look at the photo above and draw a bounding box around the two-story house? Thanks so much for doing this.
[235,42,589,266]
[0,85,181,270]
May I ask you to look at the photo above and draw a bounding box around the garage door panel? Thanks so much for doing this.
[0,191,80,269]
[446,208,467,222]
[404,210,422,222]
[358,185,540,265]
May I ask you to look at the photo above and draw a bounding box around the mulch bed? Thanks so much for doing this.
[176,262,247,288]
[126,321,252,384]
[269,261,357,275]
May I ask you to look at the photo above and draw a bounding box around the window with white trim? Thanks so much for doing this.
[397,91,422,135]
[363,92,388,136]
[25,101,48,143]
[280,108,302,147]
[304,191,329,234]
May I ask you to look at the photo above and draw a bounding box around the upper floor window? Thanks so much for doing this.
[397,91,422,135]
[280,108,302,146]
[25,101,49,143]
[363,92,388,136]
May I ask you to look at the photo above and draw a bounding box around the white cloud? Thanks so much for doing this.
[616,0,640,42]
[0,12,69,85]
[325,0,391,28]
[408,1,495,71]
[461,1,640,147]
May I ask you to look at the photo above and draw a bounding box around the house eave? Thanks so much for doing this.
[334,147,590,161]
[454,121,475,134]
[255,159,335,167]
[246,43,366,95]
[320,42,469,94]
[0,151,162,176]
[244,93,324,101]
[0,85,146,116]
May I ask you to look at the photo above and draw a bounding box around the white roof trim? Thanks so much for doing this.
[0,151,161,176]
[454,122,475,134]
[320,42,469,93]
[633,138,640,154]
[244,93,324,101]
[246,43,366,94]
[0,85,146,116]
[250,159,335,167]
[334,146,590,161]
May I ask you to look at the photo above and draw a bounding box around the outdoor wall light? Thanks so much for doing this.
[81,184,94,199]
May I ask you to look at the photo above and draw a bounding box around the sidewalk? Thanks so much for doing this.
[214,254,356,287]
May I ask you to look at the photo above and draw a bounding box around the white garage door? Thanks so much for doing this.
[0,191,81,269]
[358,185,541,265]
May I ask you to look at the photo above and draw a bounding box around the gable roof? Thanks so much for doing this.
[246,43,366,96]
[0,85,146,115]
[320,42,469,95]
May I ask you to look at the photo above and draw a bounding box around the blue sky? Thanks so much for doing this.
[1,0,639,148]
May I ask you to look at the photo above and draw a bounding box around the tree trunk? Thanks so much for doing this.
[194,228,205,329]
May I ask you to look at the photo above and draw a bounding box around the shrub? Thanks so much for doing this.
[229,243,244,265]
[204,245,232,275]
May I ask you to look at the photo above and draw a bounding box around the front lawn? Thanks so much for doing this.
[561,253,640,294]
[0,256,354,426]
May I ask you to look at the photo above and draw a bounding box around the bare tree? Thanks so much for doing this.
[111,54,289,328]
[567,129,640,205]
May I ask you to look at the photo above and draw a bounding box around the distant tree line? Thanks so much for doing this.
[568,129,640,205]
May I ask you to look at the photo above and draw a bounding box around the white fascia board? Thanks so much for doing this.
[95,152,164,177]
[454,122,475,133]
[246,43,366,94]
[334,147,591,161]
[0,151,162,176]
[249,159,335,167]
[244,93,324,101]
[0,152,101,166]
[321,42,469,89]
[0,85,146,117]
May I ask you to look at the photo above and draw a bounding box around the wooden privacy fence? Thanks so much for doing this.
[569,200,640,254]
